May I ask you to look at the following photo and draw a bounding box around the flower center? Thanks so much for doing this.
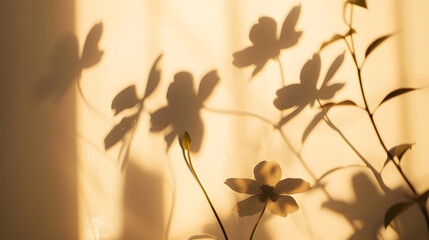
[260,184,278,202]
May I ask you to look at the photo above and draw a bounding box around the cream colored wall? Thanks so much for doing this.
[74,0,429,239]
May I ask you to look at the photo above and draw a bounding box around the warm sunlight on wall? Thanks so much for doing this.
[74,0,429,239]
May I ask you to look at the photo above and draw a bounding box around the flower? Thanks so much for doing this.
[273,53,345,111]
[232,5,302,78]
[150,70,219,152]
[225,161,310,217]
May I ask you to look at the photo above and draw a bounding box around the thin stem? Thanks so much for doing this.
[346,6,429,231]
[249,200,268,240]
[316,99,389,193]
[276,57,286,88]
[186,150,229,240]
[203,106,276,126]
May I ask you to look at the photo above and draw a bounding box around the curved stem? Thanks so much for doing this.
[346,6,429,231]
[276,57,286,88]
[249,200,268,240]
[203,106,276,126]
[186,150,229,240]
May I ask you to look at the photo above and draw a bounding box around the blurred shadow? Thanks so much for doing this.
[103,54,162,170]
[36,22,104,101]
[121,160,165,240]
[190,212,272,240]
[150,70,220,152]
[322,172,425,239]
[274,52,345,127]
[233,5,302,78]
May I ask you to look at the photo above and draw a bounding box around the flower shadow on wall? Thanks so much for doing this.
[273,52,346,142]
[150,70,220,152]
[36,22,104,101]
[104,54,162,170]
[233,5,302,78]
[322,172,425,239]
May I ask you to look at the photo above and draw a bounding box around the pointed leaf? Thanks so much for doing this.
[143,54,163,99]
[278,5,303,49]
[111,85,140,115]
[182,131,192,150]
[378,88,417,107]
[319,100,358,109]
[384,201,414,228]
[197,70,220,102]
[104,113,139,150]
[322,52,345,86]
[319,29,356,51]
[81,22,104,68]
[382,143,414,169]
[302,108,329,143]
[418,190,429,204]
[389,143,414,162]
[365,34,393,58]
[347,0,367,9]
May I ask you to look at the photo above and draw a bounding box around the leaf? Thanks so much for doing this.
[81,22,104,69]
[418,190,429,204]
[319,100,358,109]
[197,70,220,102]
[322,52,345,86]
[182,131,192,150]
[378,88,417,107]
[319,29,356,51]
[382,143,414,169]
[384,201,414,228]
[302,108,329,143]
[143,54,163,99]
[278,5,303,49]
[111,85,140,115]
[104,114,139,150]
[347,0,367,9]
[365,34,393,58]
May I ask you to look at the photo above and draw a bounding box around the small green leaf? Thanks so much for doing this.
[347,0,367,9]
[384,201,414,228]
[378,88,417,107]
[382,143,414,169]
[182,131,192,150]
[365,34,393,58]
[418,190,429,204]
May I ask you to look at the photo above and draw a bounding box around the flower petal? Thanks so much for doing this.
[267,195,299,217]
[233,195,266,217]
[300,53,321,87]
[254,161,282,186]
[232,46,258,68]
[225,178,262,194]
[273,84,307,110]
[249,17,277,47]
[274,178,311,194]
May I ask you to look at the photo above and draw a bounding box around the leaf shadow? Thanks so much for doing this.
[103,54,163,170]
[232,5,303,78]
[150,70,220,152]
[193,212,273,240]
[36,22,104,102]
[275,52,345,127]
[322,172,426,239]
